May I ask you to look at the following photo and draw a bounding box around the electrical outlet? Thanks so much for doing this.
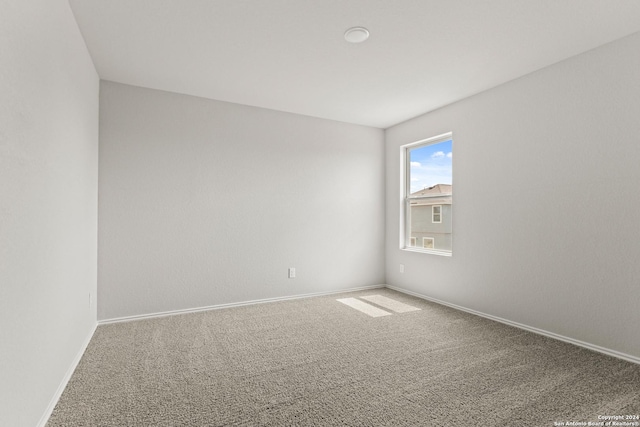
[399,264,405,273]
[288,268,296,279]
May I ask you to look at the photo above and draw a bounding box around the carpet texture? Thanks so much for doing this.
[47,289,640,426]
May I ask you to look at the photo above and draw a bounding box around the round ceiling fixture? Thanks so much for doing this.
[344,27,370,43]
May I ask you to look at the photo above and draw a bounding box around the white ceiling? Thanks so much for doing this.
[69,0,640,129]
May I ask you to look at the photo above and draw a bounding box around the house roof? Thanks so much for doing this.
[410,184,452,206]
[410,184,452,197]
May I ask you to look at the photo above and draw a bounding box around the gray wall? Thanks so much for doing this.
[0,0,99,426]
[98,81,385,320]
[386,32,640,359]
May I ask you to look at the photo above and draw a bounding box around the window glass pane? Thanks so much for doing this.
[408,139,452,196]
[407,138,452,253]
[432,205,442,223]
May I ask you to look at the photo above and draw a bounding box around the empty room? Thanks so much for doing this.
[2,0,640,426]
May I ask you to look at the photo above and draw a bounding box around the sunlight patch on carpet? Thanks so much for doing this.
[336,298,392,317]
[360,295,421,313]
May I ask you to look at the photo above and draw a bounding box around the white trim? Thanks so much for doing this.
[37,322,97,427]
[401,247,452,257]
[404,199,411,248]
[385,284,640,365]
[398,145,411,249]
[400,132,452,250]
[403,131,453,149]
[99,285,385,325]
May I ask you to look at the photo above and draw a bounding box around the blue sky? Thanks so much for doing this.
[409,139,452,193]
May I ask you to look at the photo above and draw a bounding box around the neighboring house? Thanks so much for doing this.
[409,184,452,251]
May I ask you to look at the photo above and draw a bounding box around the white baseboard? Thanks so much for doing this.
[385,284,640,365]
[37,322,97,427]
[99,285,385,325]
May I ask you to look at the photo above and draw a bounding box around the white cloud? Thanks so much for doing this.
[410,161,421,167]
[409,163,453,190]
[431,151,445,159]
[446,152,452,158]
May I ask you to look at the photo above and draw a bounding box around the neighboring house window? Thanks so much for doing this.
[432,205,442,223]
[423,237,434,249]
[401,132,452,255]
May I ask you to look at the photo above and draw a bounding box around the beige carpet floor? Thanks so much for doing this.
[47,288,640,426]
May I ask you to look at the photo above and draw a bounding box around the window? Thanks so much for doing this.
[401,132,452,255]
[423,237,434,249]
[432,205,442,223]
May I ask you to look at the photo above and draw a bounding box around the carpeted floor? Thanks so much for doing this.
[47,288,640,426]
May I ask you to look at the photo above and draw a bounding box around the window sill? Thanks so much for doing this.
[401,247,452,257]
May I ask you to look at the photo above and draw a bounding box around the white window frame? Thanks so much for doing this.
[400,132,452,256]
[423,237,434,249]
[432,205,442,223]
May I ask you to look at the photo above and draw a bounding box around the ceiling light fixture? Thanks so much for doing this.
[344,27,369,43]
